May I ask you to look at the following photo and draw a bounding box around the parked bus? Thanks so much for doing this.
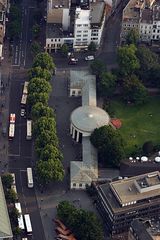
[21,94,27,106]
[26,120,32,140]
[10,113,16,123]
[24,214,32,235]
[15,203,25,230]
[23,81,29,95]
[27,168,33,188]
[11,173,16,185]
[9,123,15,140]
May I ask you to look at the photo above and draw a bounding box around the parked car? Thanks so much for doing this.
[68,58,78,65]
[85,55,95,61]
[21,108,26,117]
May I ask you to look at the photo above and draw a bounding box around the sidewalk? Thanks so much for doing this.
[0,40,12,174]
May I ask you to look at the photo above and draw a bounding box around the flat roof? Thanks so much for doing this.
[75,7,90,25]
[90,2,105,24]
[110,171,160,205]
[0,177,13,238]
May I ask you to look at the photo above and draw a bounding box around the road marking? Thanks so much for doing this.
[20,170,28,213]
[8,154,20,157]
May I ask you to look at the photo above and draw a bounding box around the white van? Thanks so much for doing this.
[85,55,94,61]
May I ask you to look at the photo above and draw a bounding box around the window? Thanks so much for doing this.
[77,30,81,33]
[47,44,50,47]
[83,38,87,41]
[77,24,82,27]
[76,39,81,41]
[73,183,76,187]
[84,30,88,33]
[51,39,53,42]
[76,34,81,37]
[78,90,81,95]
[153,29,156,33]
[72,90,75,96]
[83,34,88,37]
[83,24,88,27]
[55,39,57,42]
[59,39,61,41]
[79,183,82,187]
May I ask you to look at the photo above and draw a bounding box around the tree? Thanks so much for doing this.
[9,207,19,226]
[90,126,125,167]
[142,141,153,155]
[33,52,55,72]
[126,29,139,45]
[35,131,58,152]
[57,201,104,240]
[9,5,21,21]
[90,60,106,77]
[2,174,14,189]
[88,41,97,52]
[31,42,41,56]
[40,144,63,162]
[28,66,52,81]
[31,102,54,120]
[33,117,56,137]
[8,20,21,39]
[28,77,52,95]
[5,188,17,204]
[27,92,49,107]
[123,75,148,105]
[136,46,159,85]
[98,71,116,97]
[60,44,69,56]
[32,24,40,38]
[36,158,64,185]
[117,44,140,76]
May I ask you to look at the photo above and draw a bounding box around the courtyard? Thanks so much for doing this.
[110,96,160,155]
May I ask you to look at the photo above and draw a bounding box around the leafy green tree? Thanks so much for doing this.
[88,41,97,52]
[32,24,40,38]
[126,29,139,45]
[90,60,106,77]
[142,141,153,155]
[123,75,148,105]
[136,46,159,85]
[60,44,69,56]
[31,102,54,120]
[10,5,21,21]
[36,158,64,185]
[149,65,160,87]
[98,71,116,97]
[28,66,52,81]
[35,130,58,152]
[27,92,49,107]
[40,144,63,161]
[28,77,52,95]
[31,41,41,56]
[2,174,14,189]
[90,126,125,167]
[33,52,55,72]
[57,201,104,240]
[9,207,19,226]
[117,44,140,76]
[33,117,56,137]
[5,188,17,204]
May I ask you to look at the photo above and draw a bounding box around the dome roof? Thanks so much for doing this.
[71,106,110,133]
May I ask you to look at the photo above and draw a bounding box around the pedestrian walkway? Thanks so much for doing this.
[0,40,12,174]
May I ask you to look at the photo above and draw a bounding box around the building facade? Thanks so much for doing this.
[94,171,160,235]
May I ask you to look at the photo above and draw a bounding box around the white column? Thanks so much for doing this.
[72,127,76,139]
[70,123,73,135]
[76,130,79,142]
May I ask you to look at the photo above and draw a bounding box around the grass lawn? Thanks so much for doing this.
[110,96,160,156]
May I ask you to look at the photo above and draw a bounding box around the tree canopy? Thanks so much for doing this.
[90,126,125,167]
[33,117,56,137]
[98,71,116,97]
[117,44,140,76]
[28,77,52,95]
[126,29,139,45]
[28,67,52,81]
[57,201,104,240]
[33,52,55,72]
[90,60,106,77]
[31,102,54,120]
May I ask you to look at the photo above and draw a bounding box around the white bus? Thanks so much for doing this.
[10,113,16,123]
[23,81,29,95]
[11,173,16,185]
[15,203,25,230]
[21,94,27,105]
[9,123,15,140]
[27,168,33,188]
[26,120,32,140]
[24,214,32,235]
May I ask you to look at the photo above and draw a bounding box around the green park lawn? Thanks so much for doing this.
[110,96,160,156]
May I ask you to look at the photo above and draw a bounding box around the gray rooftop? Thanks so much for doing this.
[46,23,64,38]
[130,219,153,240]
[90,2,105,24]
[0,177,13,239]
[141,8,153,24]
[71,105,110,134]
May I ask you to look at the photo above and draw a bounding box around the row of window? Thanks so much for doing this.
[76,34,88,37]
[50,38,61,42]
[76,38,88,41]
[47,43,62,48]
[77,30,88,33]
[77,24,89,27]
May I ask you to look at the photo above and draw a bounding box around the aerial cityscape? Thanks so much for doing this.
[0,0,160,239]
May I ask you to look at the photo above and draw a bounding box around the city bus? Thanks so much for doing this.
[26,120,32,140]
[23,81,29,95]
[27,168,33,188]
[24,214,32,235]
[15,203,25,230]
[10,113,16,123]
[9,123,15,140]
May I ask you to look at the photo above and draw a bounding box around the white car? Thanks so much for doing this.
[21,108,26,117]
[85,55,95,61]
